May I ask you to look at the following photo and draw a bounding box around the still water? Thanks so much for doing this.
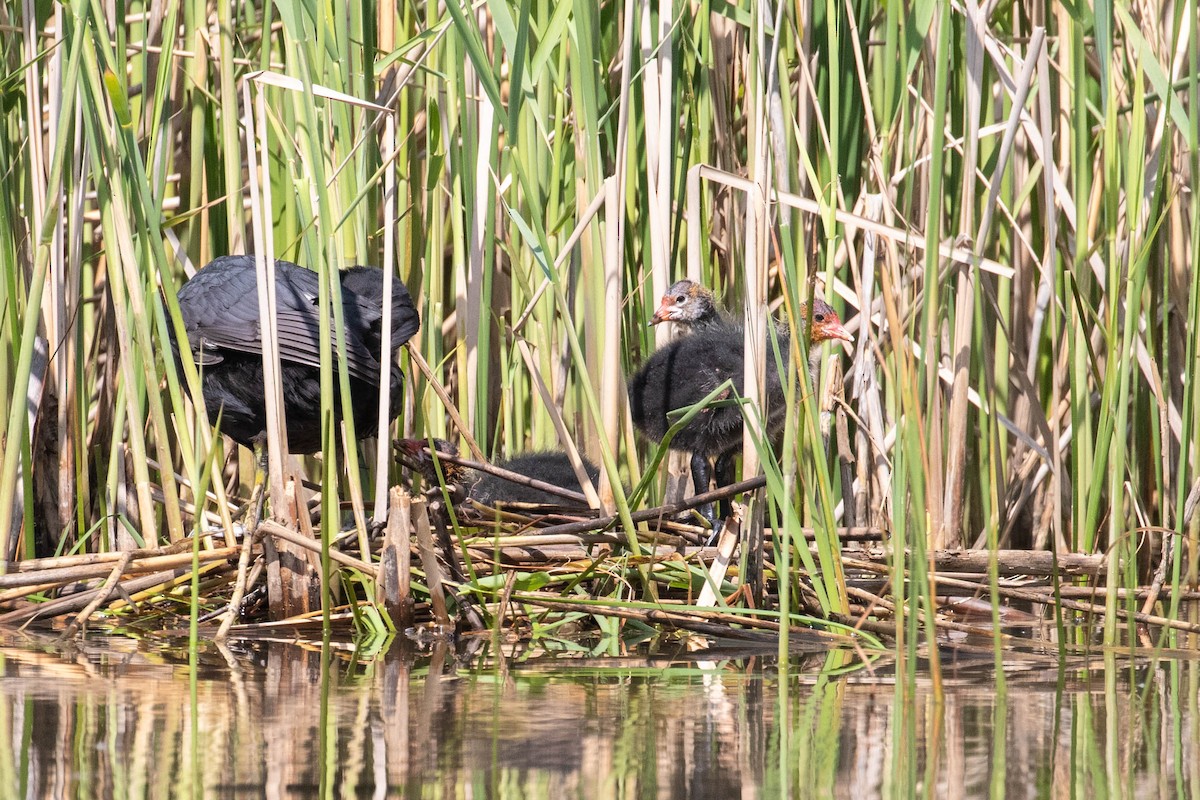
[0,632,1193,799]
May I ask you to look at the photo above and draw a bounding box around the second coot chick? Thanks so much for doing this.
[628,294,852,522]
[174,255,421,454]
[396,438,601,509]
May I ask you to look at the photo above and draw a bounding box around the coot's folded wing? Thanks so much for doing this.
[176,258,416,385]
[176,255,266,364]
[271,308,381,385]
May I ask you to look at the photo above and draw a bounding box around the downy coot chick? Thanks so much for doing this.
[628,295,852,522]
[396,438,600,509]
[649,279,725,330]
[174,255,420,454]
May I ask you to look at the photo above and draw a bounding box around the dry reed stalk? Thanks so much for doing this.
[106,562,233,611]
[258,521,378,579]
[599,177,624,516]
[217,529,257,642]
[927,571,1200,635]
[406,442,592,506]
[410,498,451,626]
[404,344,486,462]
[513,339,601,508]
[0,547,239,590]
[0,582,70,605]
[378,487,414,629]
[464,530,688,548]
[508,591,856,647]
[374,111,398,524]
[58,553,132,639]
[685,164,1013,280]
[0,562,224,626]
[464,544,717,565]
[697,515,740,607]
[845,549,1106,577]
[843,554,1200,635]
[1057,586,1200,602]
[0,535,218,573]
[243,79,289,519]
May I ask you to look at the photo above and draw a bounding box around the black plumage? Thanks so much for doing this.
[628,323,790,517]
[471,451,601,507]
[629,287,852,522]
[396,438,600,509]
[173,255,420,453]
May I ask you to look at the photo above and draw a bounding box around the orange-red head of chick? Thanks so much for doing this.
[394,437,470,486]
[799,299,853,345]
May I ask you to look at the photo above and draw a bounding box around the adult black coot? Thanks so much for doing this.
[396,438,600,510]
[174,255,420,484]
[628,289,852,523]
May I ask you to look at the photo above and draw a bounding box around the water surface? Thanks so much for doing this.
[0,633,1193,798]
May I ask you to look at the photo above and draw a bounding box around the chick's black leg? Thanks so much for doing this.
[713,450,737,520]
[690,451,716,525]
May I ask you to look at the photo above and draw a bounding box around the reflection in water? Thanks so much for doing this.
[0,634,1193,799]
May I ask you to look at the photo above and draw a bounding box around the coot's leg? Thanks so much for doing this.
[244,436,269,535]
[713,449,737,519]
[690,451,716,525]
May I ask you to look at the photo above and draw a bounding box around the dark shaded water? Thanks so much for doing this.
[0,633,1194,798]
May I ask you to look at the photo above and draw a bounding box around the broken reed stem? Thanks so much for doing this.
[59,553,132,640]
[379,487,415,628]
[217,532,257,641]
[0,564,205,626]
[0,547,237,589]
[258,520,378,578]
[410,498,452,626]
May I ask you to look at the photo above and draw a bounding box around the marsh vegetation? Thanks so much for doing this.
[0,0,1196,774]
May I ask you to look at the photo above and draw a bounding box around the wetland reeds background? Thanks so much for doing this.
[0,0,1197,669]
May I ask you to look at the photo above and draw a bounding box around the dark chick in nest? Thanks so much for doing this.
[395,438,601,510]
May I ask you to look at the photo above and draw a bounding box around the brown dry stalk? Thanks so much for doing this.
[257,520,378,578]
[58,553,133,640]
[0,547,238,590]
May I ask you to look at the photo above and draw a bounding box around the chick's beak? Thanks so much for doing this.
[824,321,855,343]
[648,297,674,326]
[394,439,422,472]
